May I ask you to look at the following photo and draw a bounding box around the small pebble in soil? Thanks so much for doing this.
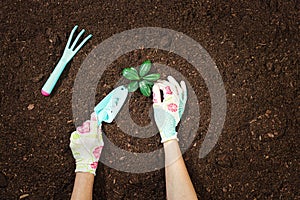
[19,194,29,199]
[27,104,35,110]
[267,133,275,138]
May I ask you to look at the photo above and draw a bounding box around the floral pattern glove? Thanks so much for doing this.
[69,112,104,175]
[152,76,187,143]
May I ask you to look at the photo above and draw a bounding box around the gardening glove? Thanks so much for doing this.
[69,112,104,175]
[152,76,187,143]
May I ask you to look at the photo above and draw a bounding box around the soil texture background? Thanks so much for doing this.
[0,0,299,199]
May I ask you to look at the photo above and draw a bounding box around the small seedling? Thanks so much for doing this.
[122,60,160,97]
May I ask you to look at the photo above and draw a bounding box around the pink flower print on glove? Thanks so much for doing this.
[91,112,97,121]
[90,162,98,169]
[168,103,178,112]
[77,122,90,134]
[153,92,158,103]
[165,86,173,94]
[93,146,103,159]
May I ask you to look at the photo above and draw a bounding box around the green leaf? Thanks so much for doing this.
[122,67,140,81]
[139,60,152,77]
[143,73,160,81]
[143,80,154,87]
[127,81,139,92]
[139,80,151,97]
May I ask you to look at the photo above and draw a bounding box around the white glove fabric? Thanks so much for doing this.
[69,112,104,175]
[152,76,187,143]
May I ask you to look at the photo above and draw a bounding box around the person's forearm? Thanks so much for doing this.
[164,140,198,200]
[71,172,94,200]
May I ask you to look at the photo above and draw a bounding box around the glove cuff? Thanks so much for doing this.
[160,131,179,143]
[75,162,98,176]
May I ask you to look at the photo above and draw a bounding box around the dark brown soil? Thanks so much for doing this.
[1,0,299,199]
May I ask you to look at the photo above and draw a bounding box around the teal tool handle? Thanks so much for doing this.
[41,59,67,96]
[41,25,92,97]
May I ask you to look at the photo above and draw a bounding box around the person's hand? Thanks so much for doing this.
[152,76,187,143]
[69,112,104,175]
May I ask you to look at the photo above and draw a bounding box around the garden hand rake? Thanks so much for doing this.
[41,25,92,96]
